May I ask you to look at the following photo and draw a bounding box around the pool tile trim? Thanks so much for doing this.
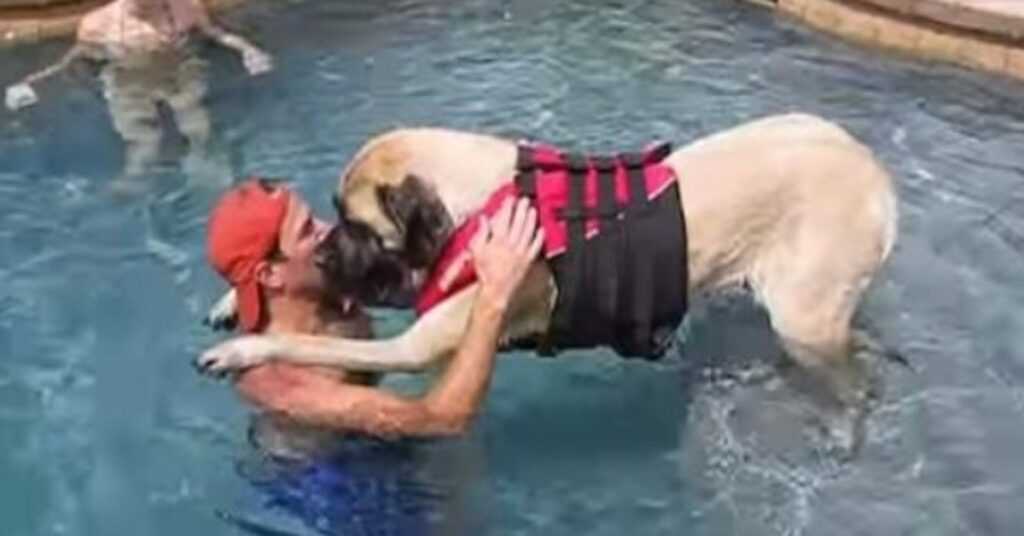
[750,0,1024,80]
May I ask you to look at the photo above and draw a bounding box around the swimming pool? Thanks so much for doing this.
[2,0,1023,534]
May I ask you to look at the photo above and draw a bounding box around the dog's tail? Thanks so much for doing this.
[879,180,900,264]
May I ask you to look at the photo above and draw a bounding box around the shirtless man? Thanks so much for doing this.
[5,0,273,192]
[205,179,543,441]
[202,179,541,534]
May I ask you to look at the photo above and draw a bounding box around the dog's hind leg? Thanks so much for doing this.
[762,278,872,456]
[751,217,887,455]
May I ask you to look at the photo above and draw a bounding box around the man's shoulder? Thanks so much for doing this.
[77,2,121,41]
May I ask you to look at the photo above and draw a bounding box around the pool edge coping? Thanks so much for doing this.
[3,0,1024,82]
[747,0,1024,81]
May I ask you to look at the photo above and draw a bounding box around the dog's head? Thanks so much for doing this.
[340,173,454,268]
[320,174,455,307]
[314,213,413,308]
[340,171,454,261]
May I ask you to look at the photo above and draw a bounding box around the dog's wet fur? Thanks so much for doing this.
[316,176,454,308]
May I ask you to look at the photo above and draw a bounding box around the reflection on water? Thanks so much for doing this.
[99,49,231,194]
[1,0,1024,534]
[3,0,274,196]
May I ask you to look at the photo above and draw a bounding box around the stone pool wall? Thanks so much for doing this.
[752,0,1024,80]
[0,0,246,45]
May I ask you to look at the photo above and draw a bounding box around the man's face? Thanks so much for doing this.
[272,194,332,297]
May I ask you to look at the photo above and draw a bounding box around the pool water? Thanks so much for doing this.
[2,0,1023,534]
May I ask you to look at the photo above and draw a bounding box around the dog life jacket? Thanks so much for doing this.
[416,142,688,358]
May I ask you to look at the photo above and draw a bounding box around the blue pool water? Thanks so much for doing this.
[2,0,1024,534]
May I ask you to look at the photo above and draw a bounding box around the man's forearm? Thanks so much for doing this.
[20,48,79,85]
[204,23,258,53]
[421,288,508,432]
[19,42,105,86]
[218,32,256,52]
[234,289,508,438]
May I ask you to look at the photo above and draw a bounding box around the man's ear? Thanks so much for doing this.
[255,260,284,291]
[375,174,454,268]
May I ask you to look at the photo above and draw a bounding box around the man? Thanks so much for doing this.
[206,178,543,439]
[5,0,273,192]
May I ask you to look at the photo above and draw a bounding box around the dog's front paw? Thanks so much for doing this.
[203,290,239,331]
[195,336,280,377]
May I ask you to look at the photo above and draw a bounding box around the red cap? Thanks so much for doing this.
[207,179,293,332]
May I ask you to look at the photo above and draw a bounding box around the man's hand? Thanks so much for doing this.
[5,83,39,111]
[468,197,544,310]
[242,47,274,76]
[196,9,274,76]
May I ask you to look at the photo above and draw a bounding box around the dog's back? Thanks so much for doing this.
[339,114,899,448]
[339,128,519,232]
[665,113,897,293]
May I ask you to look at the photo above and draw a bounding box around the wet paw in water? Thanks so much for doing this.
[805,402,866,461]
[798,342,900,460]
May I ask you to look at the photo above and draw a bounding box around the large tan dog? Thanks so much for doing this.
[199,113,899,447]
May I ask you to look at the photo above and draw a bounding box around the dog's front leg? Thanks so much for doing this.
[204,289,238,331]
[196,285,477,376]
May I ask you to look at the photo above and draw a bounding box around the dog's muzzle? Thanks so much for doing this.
[315,223,417,308]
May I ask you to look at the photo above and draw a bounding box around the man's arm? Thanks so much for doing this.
[197,19,258,54]
[19,47,81,86]
[14,40,105,86]
[194,6,273,75]
[5,41,105,111]
[17,11,108,87]
[235,292,506,438]
[234,198,543,438]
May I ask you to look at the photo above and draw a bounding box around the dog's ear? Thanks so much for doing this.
[376,174,454,268]
[331,192,346,220]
